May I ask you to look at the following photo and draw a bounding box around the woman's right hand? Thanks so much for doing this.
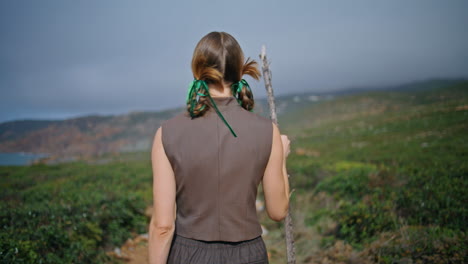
[280,135,290,158]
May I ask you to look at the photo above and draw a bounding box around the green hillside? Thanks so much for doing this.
[1,80,467,263]
[267,80,468,263]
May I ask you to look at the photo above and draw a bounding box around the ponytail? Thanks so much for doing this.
[188,55,224,117]
[233,57,261,112]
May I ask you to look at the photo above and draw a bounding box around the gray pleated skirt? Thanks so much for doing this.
[167,234,269,264]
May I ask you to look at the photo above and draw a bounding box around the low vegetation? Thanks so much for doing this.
[271,80,467,263]
[0,158,152,263]
[1,80,467,263]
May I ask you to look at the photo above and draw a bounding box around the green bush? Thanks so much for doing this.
[315,161,378,202]
[0,160,151,263]
[332,198,397,247]
[367,226,468,264]
[397,167,468,231]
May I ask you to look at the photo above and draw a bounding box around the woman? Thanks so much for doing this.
[148,31,290,264]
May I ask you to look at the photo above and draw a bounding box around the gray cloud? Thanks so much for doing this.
[1,0,467,123]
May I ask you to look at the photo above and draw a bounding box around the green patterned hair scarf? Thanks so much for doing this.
[187,78,253,138]
[231,79,254,110]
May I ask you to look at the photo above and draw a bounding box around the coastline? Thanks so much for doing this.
[0,152,50,166]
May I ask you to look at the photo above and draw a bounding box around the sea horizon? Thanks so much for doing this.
[0,152,50,166]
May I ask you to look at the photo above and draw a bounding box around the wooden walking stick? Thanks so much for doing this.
[260,45,296,264]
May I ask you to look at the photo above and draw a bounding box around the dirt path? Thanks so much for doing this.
[106,233,149,264]
[106,206,153,263]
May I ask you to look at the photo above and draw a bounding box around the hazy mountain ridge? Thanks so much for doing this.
[0,109,181,158]
[0,79,464,160]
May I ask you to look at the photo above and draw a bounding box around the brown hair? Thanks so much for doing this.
[187,31,261,117]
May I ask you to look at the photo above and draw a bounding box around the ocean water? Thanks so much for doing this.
[0,152,49,166]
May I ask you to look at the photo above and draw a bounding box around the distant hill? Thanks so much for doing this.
[0,108,180,159]
[0,78,465,162]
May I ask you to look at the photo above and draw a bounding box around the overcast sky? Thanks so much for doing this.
[1,0,467,123]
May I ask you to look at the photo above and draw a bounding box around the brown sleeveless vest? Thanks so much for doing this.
[161,96,273,242]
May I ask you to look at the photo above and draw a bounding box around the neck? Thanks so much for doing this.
[207,81,233,97]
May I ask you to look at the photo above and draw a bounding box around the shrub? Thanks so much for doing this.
[366,226,468,264]
[331,198,397,247]
[396,167,468,231]
[0,161,151,263]
[315,161,378,202]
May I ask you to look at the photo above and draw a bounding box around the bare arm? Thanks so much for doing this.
[262,122,290,222]
[148,126,176,264]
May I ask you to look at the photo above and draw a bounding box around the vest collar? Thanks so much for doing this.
[207,96,240,111]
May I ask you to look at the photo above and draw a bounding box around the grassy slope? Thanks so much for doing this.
[0,158,153,263]
[1,81,467,263]
[261,81,467,263]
